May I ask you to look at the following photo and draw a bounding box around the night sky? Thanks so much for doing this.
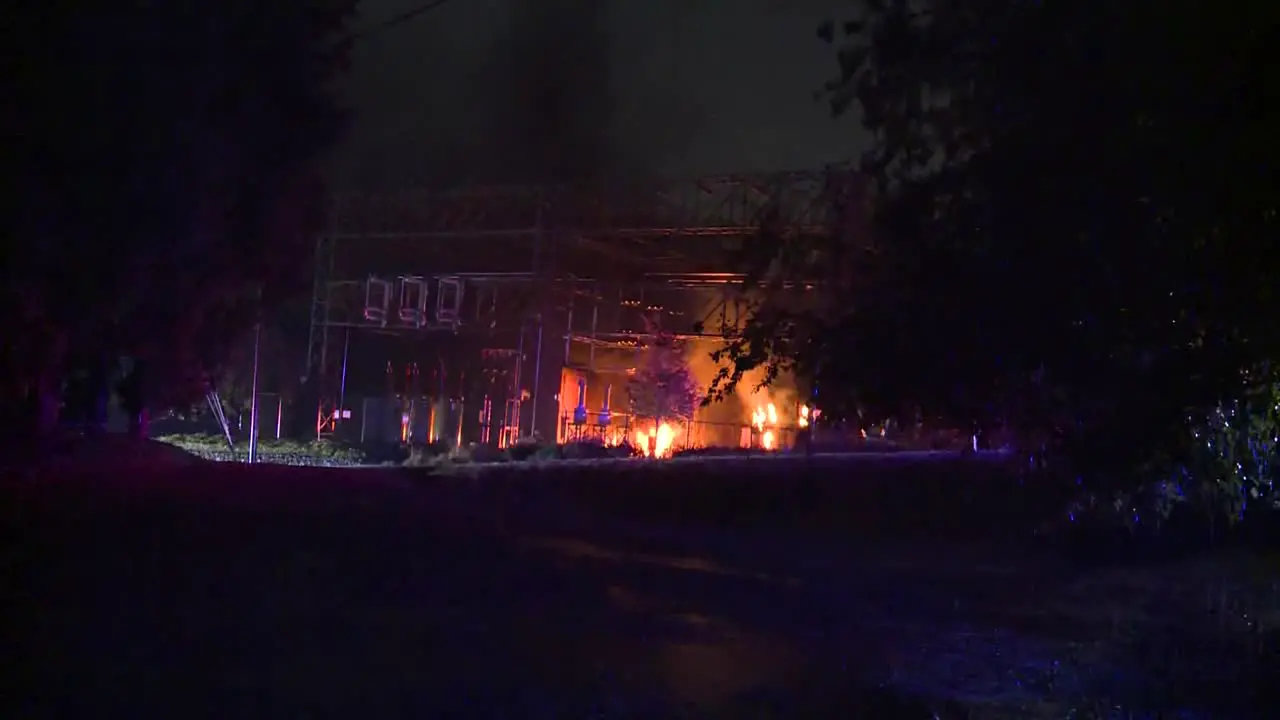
[328,0,865,190]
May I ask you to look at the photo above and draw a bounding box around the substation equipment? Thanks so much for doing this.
[304,170,848,449]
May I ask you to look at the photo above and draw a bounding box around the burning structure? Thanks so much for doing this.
[302,171,845,453]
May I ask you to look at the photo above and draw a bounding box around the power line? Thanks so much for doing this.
[345,0,459,43]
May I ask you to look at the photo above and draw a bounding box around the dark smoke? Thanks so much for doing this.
[496,0,616,184]
[332,0,713,190]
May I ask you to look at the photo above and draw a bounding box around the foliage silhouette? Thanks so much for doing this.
[8,0,357,437]
[714,0,1280,510]
[629,320,700,426]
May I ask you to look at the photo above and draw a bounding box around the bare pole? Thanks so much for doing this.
[247,312,263,464]
[589,286,598,372]
[529,197,546,438]
[531,315,544,437]
[512,328,525,439]
[314,234,335,439]
[206,389,235,449]
[338,328,351,416]
[304,234,325,379]
[563,293,574,360]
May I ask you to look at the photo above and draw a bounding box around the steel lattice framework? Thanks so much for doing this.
[306,168,855,439]
[327,170,835,239]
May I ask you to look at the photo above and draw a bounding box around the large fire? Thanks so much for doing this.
[635,423,676,459]
[751,402,779,450]
[747,401,816,451]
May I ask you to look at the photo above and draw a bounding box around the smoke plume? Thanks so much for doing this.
[497,0,615,183]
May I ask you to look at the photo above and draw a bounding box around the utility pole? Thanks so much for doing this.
[247,289,264,463]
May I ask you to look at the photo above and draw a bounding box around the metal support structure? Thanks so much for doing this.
[305,167,856,444]
[530,314,544,437]
[563,295,574,360]
[528,198,547,439]
[512,325,525,441]
[328,170,841,240]
[247,319,262,463]
[205,389,234,449]
[305,232,343,439]
[588,289,598,371]
[338,328,351,417]
[305,234,336,380]
[719,285,729,335]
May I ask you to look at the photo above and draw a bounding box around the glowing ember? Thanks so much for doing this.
[635,423,676,458]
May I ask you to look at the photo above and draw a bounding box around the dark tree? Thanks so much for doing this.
[628,319,699,426]
[9,1,356,439]
[197,319,299,435]
[716,1,1280,494]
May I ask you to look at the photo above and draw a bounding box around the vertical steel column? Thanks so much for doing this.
[338,328,351,418]
[563,294,574,360]
[719,284,730,334]
[531,317,544,436]
[588,285,598,372]
[512,326,525,440]
[304,234,328,379]
[247,318,262,463]
[455,370,466,448]
[306,232,337,438]
[528,196,546,438]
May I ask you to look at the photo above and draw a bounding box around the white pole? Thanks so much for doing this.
[247,320,262,463]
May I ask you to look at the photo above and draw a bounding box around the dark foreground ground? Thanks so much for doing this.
[4,457,1277,718]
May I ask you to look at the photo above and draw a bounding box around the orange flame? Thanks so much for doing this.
[751,403,778,432]
[746,401,821,450]
[635,422,676,459]
[751,402,782,451]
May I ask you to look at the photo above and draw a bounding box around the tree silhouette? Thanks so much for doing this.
[628,320,699,426]
[717,0,1280,492]
[9,1,356,439]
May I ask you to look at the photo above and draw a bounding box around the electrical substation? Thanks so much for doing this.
[304,170,850,451]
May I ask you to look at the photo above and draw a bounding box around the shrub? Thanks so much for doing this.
[1053,376,1280,539]
[560,440,612,461]
[155,433,368,466]
[607,442,641,459]
[506,437,545,462]
[464,443,507,464]
[404,443,444,468]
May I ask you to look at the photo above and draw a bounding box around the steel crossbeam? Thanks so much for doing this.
[328,170,840,240]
